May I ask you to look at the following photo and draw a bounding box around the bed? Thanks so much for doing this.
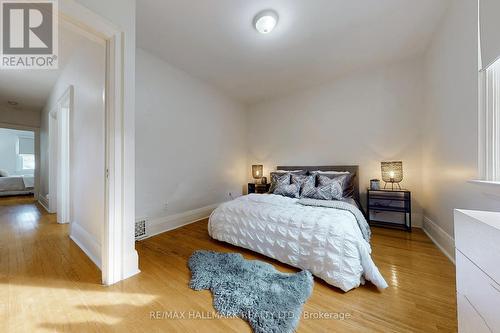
[208,165,388,292]
[0,175,35,196]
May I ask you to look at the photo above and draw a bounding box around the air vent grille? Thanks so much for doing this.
[135,219,147,240]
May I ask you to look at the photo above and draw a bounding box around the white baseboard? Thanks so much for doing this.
[122,250,140,280]
[145,203,220,239]
[70,222,102,269]
[422,216,455,264]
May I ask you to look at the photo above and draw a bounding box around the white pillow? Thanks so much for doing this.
[0,169,9,177]
[312,170,350,175]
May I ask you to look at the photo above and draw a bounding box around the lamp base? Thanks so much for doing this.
[384,181,401,190]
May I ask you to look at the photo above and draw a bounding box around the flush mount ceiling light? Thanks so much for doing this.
[7,101,18,106]
[253,10,279,34]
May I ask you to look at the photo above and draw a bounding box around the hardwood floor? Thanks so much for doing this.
[0,196,457,332]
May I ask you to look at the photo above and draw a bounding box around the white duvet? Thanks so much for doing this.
[208,194,388,292]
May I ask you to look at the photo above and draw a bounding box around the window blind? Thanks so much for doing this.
[479,59,500,181]
[18,137,34,155]
[480,0,500,70]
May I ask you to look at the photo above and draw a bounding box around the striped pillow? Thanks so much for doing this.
[273,173,300,198]
[269,170,306,193]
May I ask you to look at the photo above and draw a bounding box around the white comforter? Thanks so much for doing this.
[208,194,388,292]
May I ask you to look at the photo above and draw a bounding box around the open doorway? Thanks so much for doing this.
[1,12,108,278]
[0,127,37,198]
[0,0,138,285]
[40,21,107,268]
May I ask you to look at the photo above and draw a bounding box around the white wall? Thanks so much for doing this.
[131,0,500,269]
[0,128,35,176]
[422,0,500,260]
[0,108,40,128]
[40,28,106,267]
[135,48,247,232]
[247,57,426,224]
[73,0,138,279]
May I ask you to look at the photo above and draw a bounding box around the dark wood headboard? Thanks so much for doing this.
[276,165,361,205]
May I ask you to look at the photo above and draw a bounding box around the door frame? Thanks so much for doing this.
[48,86,73,223]
[59,1,139,285]
[48,104,58,214]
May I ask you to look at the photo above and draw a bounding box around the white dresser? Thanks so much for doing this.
[454,209,500,333]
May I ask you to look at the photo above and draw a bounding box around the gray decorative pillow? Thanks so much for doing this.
[300,176,334,200]
[317,175,344,200]
[311,171,354,198]
[273,173,300,198]
[269,170,306,193]
[300,175,343,200]
[291,174,312,196]
[269,172,288,193]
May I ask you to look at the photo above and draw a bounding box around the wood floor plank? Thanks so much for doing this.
[0,196,457,332]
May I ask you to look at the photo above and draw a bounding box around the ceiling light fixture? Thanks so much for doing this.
[7,101,18,106]
[253,10,279,34]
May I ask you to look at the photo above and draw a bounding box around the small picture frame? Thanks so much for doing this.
[370,179,380,190]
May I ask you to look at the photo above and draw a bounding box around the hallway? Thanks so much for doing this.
[0,196,102,331]
[0,197,160,332]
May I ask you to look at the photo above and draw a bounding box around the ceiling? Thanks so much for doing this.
[0,24,84,114]
[0,68,60,114]
[137,0,451,105]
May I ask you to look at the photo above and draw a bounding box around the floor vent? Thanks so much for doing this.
[135,219,147,240]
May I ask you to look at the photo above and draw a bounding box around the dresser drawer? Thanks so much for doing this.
[456,250,500,332]
[457,292,491,333]
[455,210,500,284]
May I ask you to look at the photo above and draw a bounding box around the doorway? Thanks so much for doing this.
[0,0,138,286]
[48,87,72,224]
[41,20,107,271]
[55,2,140,285]
[0,126,38,198]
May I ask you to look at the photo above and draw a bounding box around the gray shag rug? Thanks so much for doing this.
[188,250,313,333]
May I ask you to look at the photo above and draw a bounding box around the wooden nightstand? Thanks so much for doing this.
[248,183,270,194]
[367,189,411,232]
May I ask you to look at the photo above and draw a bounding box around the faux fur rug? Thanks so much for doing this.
[188,250,313,333]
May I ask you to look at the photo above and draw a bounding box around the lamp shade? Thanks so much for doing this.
[252,165,263,179]
[381,161,403,183]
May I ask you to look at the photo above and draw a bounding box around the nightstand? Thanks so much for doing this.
[367,189,411,232]
[248,183,270,194]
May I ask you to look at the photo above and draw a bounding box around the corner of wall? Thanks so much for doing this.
[144,203,219,239]
[422,216,456,264]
